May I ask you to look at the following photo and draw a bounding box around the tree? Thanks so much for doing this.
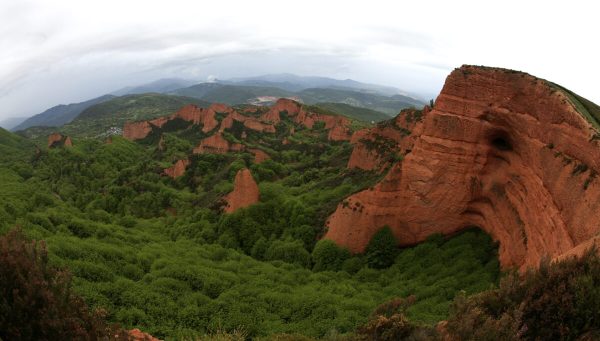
[365,226,398,269]
[0,228,126,340]
[311,239,350,271]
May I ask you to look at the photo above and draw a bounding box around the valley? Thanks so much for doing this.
[1,66,599,340]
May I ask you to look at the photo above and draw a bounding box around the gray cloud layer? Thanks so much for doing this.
[1,0,598,119]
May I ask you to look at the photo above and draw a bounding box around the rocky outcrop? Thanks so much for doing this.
[193,133,244,154]
[47,133,72,148]
[163,159,190,178]
[124,103,226,141]
[128,328,161,341]
[224,168,260,213]
[348,108,426,171]
[325,65,600,271]
[250,149,270,163]
[243,118,276,133]
[173,104,219,133]
[123,121,153,140]
[219,111,249,132]
[328,122,353,141]
[260,98,301,123]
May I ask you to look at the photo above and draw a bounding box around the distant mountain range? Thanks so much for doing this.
[0,117,28,130]
[12,74,425,132]
[13,95,116,131]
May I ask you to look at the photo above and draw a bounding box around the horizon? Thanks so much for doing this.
[1,0,599,120]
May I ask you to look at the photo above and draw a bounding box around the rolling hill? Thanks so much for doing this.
[17,94,212,139]
[13,95,116,131]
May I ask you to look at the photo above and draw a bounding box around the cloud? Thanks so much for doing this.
[0,0,598,119]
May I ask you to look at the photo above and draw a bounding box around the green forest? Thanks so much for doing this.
[1,102,599,341]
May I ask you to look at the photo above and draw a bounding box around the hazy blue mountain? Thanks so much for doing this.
[225,73,407,96]
[111,78,198,96]
[13,94,116,131]
[168,82,225,99]
[0,117,27,130]
[298,88,423,115]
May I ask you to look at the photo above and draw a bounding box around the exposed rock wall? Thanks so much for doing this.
[348,108,427,170]
[47,133,73,148]
[123,121,153,140]
[224,168,260,213]
[193,133,244,154]
[326,65,600,271]
[163,159,190,178]
[250,149,270,163]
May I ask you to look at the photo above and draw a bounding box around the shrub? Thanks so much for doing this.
[445,248,600,340]
[365,226,397,269]
[311,239,350,272]
[0,229,126,340]
[356,296,438,341]
[264,239,311,267]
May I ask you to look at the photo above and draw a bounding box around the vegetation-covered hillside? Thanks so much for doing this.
[0,101,501,339]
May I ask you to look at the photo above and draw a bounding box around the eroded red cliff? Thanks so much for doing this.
[193,133,244,154]
[224,168,260,213]
[163,159,190,178]
[347,108,426,171]
[47,133,73,148]
[326,65,600,271]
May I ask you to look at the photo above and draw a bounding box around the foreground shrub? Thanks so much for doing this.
[311,239,350,271]
[445,248,600,340]
[356,296,439,341]
[365,226,397,269]
[0,228,125,340]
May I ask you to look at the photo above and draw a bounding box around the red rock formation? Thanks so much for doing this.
[193,133,244,154]
[209,103,235,114]
[325,65,600,271]
[250,149,270,163]
[128,328,161,341]
[47,133,72,148]
[243,118,276,133]
[124,103,224,141]
[123,121,152,140]
[327,124,352,141]
[47,133,63,148]
[173,104,219,133]
[219,111,249,132]
[163,159,190,178]
[348,108,426,171]
[224,168,260,213]
[260,98,302,123]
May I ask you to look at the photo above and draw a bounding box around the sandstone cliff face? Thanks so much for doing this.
[243,118,276,133]
[128,328,161,341]
[123,121,153,140]
[260,98,301,123]
[47,133,73,148]
[193,133,244,154]
[250,149,270,163]
[47,133,64,148]
[173,104,219,133]
[163,159,190,178]
[224,168,260,213]
[348,108,426,171]
[326,65,600,271]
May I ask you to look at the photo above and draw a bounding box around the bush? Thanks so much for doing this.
[365,226,397,269]
[0,229,126,340]
[311,239,350,271]
[445,248,600,340]
[264,239,311,267]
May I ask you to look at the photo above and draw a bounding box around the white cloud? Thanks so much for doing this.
[0,0,598,118]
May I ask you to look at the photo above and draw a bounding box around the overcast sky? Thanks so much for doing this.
[1,0,598,119]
